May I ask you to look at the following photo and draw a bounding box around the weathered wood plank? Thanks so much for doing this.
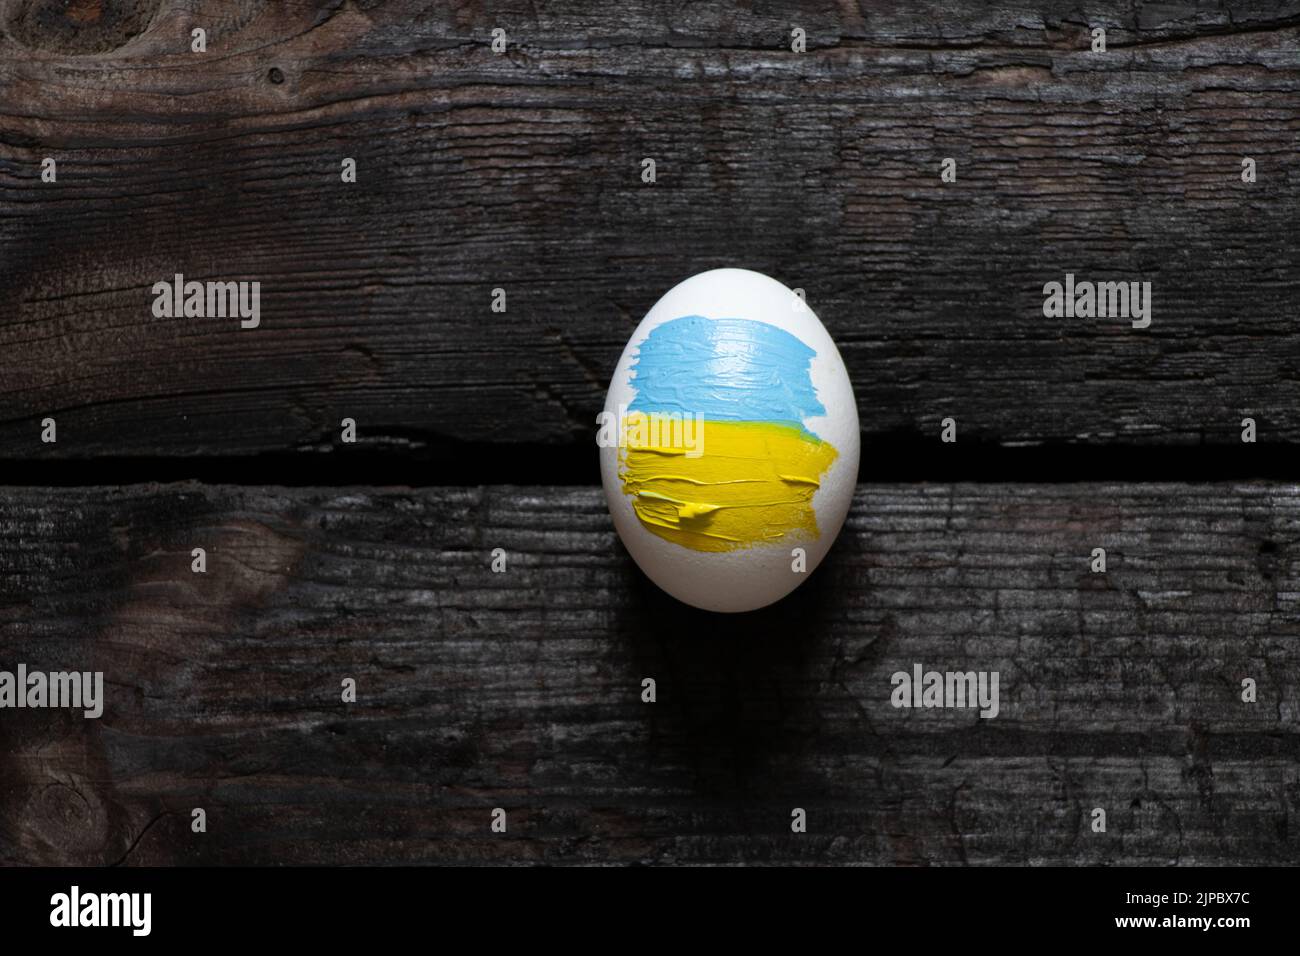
[1,482,1297,864]
[2,2,1300,459]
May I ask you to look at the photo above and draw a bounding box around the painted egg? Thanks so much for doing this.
[598,268,859,612]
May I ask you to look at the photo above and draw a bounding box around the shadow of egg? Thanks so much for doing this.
[611,538,843,798]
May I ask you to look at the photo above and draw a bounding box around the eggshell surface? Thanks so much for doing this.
[599,269,859,612]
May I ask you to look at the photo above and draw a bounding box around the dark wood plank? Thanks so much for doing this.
[2,2,1300,459]
[2,483,1297,864]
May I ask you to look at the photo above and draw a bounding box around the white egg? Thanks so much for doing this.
[598,268,859,612]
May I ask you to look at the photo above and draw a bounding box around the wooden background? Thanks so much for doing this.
[1,0,1298,865]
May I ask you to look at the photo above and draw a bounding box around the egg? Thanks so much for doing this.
[598,268,860,612]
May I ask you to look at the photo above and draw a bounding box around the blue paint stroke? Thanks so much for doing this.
[627,315,825,428]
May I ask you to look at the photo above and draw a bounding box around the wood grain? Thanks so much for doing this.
[2,1,1300,460]
[2,482,1297,865]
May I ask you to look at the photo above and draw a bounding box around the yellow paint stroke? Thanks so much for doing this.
[619,415,838,552]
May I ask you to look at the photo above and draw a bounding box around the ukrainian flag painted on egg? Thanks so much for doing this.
[599,269,860,612]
